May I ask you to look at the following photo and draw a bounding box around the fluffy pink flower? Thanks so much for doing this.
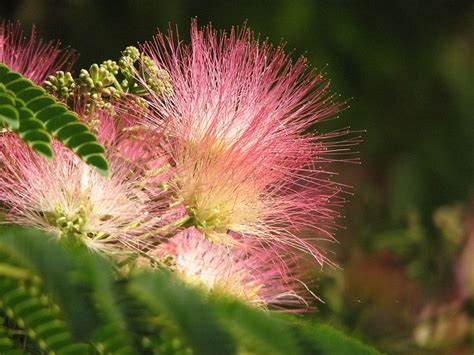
[154,227,316,310]
[0,22,74,84]
[141,21,358,265]
[0,110,174,254]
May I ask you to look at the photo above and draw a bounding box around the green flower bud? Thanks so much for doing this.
[141,54,159,76]
[122,46,140,62]
[44,70,77,100]
[102,59,119,75]
[119,56,135,79]
[89,63,100,81]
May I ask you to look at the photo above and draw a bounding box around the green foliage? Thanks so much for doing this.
[0,226,380,354]
[0,63,109,176]
[79,255,136,354]
[130,272,235,355]
[295,322,383,355]
[211,297,299,354]
[0,278,88,354]
[0,226,99,342]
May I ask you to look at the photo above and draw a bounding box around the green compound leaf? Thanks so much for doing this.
[129,272,236,355]
[0,227,96,353]
[285,317,383,355]
[30,142,54,160]
[0,92,16,106]
[0,278,89,354]
[77,254,137,354]
[0,226,382,354]
[0,226,100,343]
[0,104,19,130]
[76,142,106,156]
[0,63,109,176]
[0,317,22,354]
[210,297,301,355]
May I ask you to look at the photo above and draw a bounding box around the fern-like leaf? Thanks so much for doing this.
[0,226,100,342]
[129,272,236,355]
[210,297,301,355]
[0,317,21,354]
[0,226,382,354]
[81,255,137,354]
[0,63,109,176]
[288,318,382,355]
[0,277,90,354]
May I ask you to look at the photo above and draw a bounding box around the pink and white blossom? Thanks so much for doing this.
[141,21,358,265]
[0,110,174,254]
[154,227,316,310]
[0,22,74,84]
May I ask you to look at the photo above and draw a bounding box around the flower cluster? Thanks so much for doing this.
[44,45,173,111]
[0,21,355,311]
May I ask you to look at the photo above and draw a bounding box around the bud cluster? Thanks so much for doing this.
[44,46,173,111]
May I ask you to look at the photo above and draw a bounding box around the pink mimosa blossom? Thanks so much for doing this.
[154,227,316,310]
[0,110,174,254]
[140,21,358,265]
[0,22,74,84]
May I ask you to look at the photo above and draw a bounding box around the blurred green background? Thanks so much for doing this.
[2,0,473,353]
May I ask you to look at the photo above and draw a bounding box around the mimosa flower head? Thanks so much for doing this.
[141,21,358,264]
[0,22,74,84]
[154,227,316,311]
[0,110,172,254]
